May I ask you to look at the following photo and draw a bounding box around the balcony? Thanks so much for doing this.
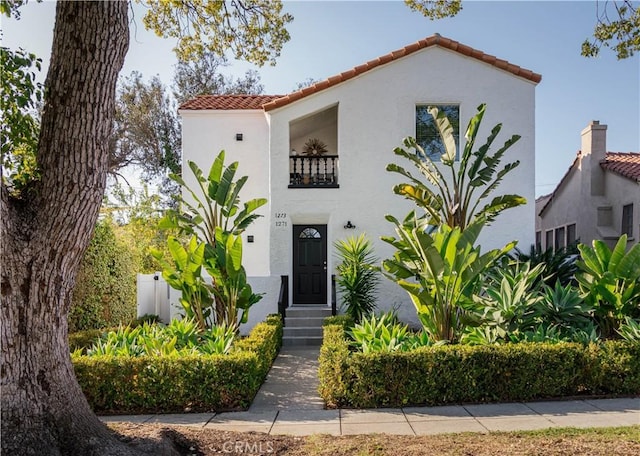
[289,155,339,188]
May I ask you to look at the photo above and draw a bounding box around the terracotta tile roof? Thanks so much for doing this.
[601,152,640,182]
[178,35,541,112]
[179,94,284,111]
[262,33,542,111]
[539,151,639,216]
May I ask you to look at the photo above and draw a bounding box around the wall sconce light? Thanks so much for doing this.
[247,235,254,243]
[236,133,243,141]
[344,221,356,229]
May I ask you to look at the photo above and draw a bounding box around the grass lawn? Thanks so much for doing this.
[110,423,640,455]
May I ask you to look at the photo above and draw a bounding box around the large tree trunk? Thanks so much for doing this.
[0,2,144,455]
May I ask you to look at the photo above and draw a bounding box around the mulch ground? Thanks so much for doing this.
[110,422,640,455]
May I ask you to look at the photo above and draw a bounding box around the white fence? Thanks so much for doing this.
[136,273,280,334]
[136,273,182,323]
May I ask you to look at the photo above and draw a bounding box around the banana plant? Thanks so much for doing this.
[387,103,526,229]
[151,236,214,331]
[158,151,267,330]
[161,151,267,244]
[381,212,516,342]
[204,227,263,332]
[576,235,640,337]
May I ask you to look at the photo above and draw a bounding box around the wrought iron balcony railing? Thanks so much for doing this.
[289,155,339,188]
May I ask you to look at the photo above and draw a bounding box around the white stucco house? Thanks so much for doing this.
[177,34,541,334]
[536,121,640,250]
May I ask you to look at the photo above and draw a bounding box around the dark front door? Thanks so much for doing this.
[293,225,327,304]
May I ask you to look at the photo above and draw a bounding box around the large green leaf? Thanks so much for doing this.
[429,106,458,166]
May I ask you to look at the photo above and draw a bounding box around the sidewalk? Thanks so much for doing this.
[100,347,640,436]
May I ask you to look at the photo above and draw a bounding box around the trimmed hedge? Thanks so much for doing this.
[319,324,640,408]
[73,314,283,414]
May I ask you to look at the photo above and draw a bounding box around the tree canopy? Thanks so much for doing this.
[407,0,640,59]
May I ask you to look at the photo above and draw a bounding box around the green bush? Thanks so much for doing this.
[70,219,139,331]
[323,315,355,331]
[69,328,112,354]
[73,314,283,414]
[319,324,640,408]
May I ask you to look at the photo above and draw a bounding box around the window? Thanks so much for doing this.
[535,231,542,251]
[299,227,321,239]
[555,227,565,250]
[416,105,459,161]
[622,204,634,237]
[567,224,576,245]
[545,230,553,250]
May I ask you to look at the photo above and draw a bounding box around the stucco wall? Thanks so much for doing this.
[267,46,537,322]
[180,46,538,328]
[180,109,272,278]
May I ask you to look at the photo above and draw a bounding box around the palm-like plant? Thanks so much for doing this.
[382,213,515,342]
[576,235,640,337]
[334,234,380,323]
[157,151,266,331]
[387,103,525,229]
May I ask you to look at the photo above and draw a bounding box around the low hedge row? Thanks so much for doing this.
[318,324,640,408]
[73,314,283,414]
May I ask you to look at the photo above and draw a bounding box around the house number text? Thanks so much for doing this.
[275,212,287,227]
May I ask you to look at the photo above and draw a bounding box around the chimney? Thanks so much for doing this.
[581,120,607,196]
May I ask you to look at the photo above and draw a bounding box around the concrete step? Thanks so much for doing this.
[286,306,332,319]
[282,336,323,346]
[283,326,323,338]
[284,316,326,328]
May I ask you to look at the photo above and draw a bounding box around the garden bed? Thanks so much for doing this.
[318,324,640,408]
[72,314,282,414]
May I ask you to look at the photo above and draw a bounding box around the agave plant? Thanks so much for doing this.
[387,103,525,230]
[334,233,380,323]
[576,235,640,337]
[470,260,545,341]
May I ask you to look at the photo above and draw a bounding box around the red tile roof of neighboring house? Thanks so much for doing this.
[179,94,284,110]
[600,152,640,182]
[538,151,639,216]
[179,34,541,112]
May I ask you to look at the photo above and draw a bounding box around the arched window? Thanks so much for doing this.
[299,227,321,239]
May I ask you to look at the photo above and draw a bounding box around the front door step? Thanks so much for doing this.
[283,306,331,346]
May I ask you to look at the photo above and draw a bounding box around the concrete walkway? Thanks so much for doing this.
[101,347,640,435]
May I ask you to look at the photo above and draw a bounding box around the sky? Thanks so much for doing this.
[2,0,639,197]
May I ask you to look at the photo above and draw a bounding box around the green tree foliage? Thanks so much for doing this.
[70,219,139,332]
[140,0,293,65]
[0,46,42,194]
[404,0,462,19]
[388,103,525,230]
[582,1,640,59]
[406,0,639,59]
[111,72,180,182]
[173,52,264,104]
[103,183,173,273]
[334,234,380,323]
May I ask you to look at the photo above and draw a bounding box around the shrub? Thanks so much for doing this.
[69,328,111,354]
[318,324,640,408]
[323,314,355,331]
[73,314,283,414]
[334,234,380,323]
[70,218,139,331]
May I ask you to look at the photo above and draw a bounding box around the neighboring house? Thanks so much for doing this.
[178,34,541,331]
[536,121,640,250]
